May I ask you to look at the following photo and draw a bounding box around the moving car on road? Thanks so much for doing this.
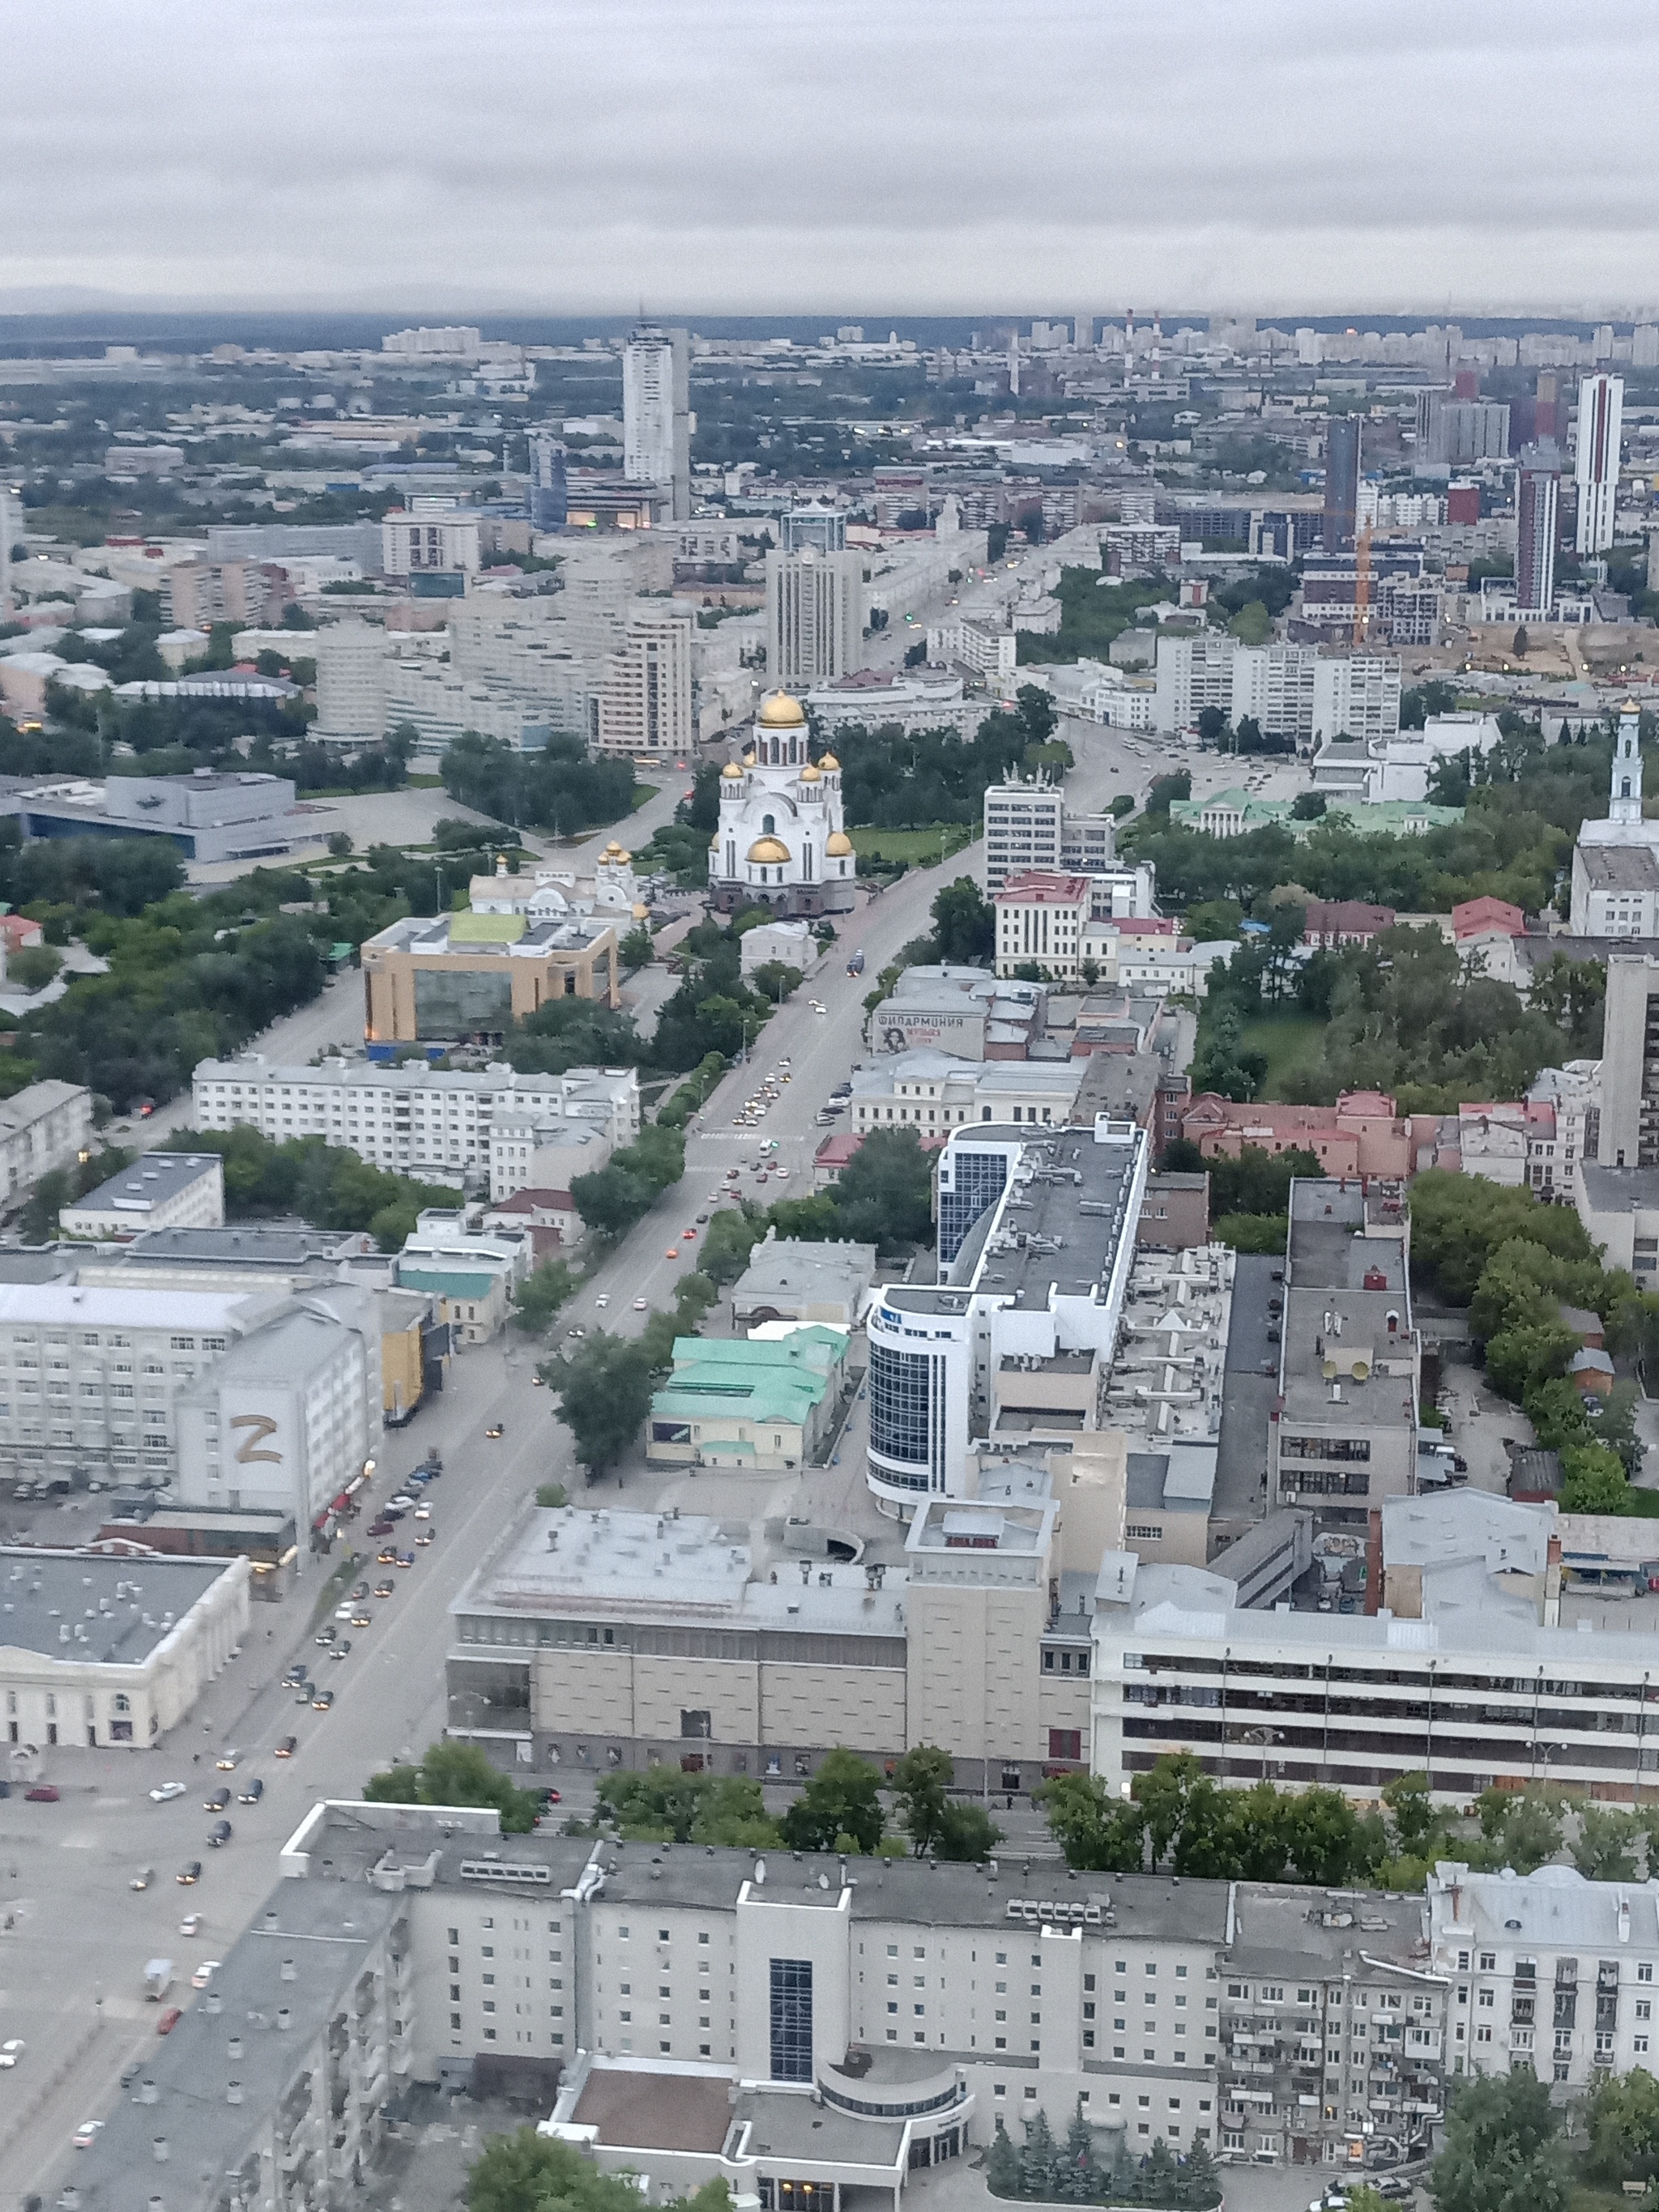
[275,1737,297,1758]
[485,1422,504,1439]
[149,1781,186,1804]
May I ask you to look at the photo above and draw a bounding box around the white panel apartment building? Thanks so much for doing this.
[595,607,695,759]
[1155,633,1400,744]
[192,1057,639,1183]
[766,547,865,686]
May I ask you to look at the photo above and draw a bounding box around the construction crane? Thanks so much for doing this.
[1352,520,1373,646]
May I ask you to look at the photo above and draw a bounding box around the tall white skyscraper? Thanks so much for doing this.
[622,324,690,520]
[765,547,865,687]
[0,486,14,616]
[1575,372,1623,555]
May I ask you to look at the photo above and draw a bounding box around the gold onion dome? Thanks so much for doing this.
[632,901,650,919]
[757,691,806,727]
[825,831,854,856]
[800,764,821,782]
[748,836,791,864]
[721,761,744,779]
[818,752,840,771]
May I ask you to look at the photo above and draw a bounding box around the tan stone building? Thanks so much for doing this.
[361,911,619,1045]
[449,1437,1128,1790]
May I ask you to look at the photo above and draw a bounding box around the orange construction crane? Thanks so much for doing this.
[1352,520,1372,646]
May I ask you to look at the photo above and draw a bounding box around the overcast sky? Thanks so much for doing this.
[6,1,1657,319]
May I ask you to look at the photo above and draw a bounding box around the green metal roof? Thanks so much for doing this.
[395,1265,499,1299]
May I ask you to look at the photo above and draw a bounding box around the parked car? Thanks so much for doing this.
[207,1820,232,1848]
[73,2120,104,2148]
[275,1736,297,1758]
[190,1960,220,1990]
[367,1519,394,1539]
[176,1862,202,1885]
[331,1638,352,1659]
[351,1608,372,1626]
[237,1776,264,1803]
[156,2008,182,2035]
[414,1530,434,1547]
[311,1688,335,1711]
[395,1550,415,1569]
[315,1625,336,1644]
[373,1580,395,1599]
[178,1912,203,1937]
[485,1423,504,1439]
[130,1867,156,1890]
[149,1781,186,1804]
[23,1785,58,1803]
[350,1582,370,1599]
[377,1546,399,1564]
[0,2039,23,2068]
[213,1750,241,1771]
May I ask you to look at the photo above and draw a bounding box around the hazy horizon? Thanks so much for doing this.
[7,0,1659,321]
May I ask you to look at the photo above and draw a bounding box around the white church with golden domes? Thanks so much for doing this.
[707,691,858,917]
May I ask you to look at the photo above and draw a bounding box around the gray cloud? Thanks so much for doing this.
[3,0,1657,315]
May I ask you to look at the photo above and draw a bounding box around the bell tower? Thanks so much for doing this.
[1612,698,1644,826]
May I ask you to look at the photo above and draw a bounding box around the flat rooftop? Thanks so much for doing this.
[64,1150,220,1217]
[1228,1880,1429,1975]
[574,2065,732,2153]
[0,1548,234,1663]
[951,1127,1142,1310]
[456,1507,909,1641]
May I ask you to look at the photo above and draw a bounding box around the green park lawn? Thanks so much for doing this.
[1236,1010,1327,1101]
[849,825,978,865]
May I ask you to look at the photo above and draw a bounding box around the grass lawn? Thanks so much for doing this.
[630,784,659,812]
[1238,1010,1327,1101]
[407,774,445,788]
[849,825,978,865]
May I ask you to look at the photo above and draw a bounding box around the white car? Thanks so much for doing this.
[191,1960,220,1991]
[0,2039,23,2067]
[633,1297,649,1311]
[178,1912,203,1937]
[74,2120,104,2149]
[149,1781,187,1803]
[595,1294,609,1308]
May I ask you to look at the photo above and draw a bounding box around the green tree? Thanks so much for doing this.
[1061,2095,1097,2200]
[1021,2107,1061,2198]
[1560,1443,1631,1514]
[7,942,61,992]
[1430,2067,1566,2212]
[1035,1771,1147,1871]
[541,1331,655,1477]
[931,875,996,963]
[986,2118,1021,2197]
[468,2129,718,2212]
[511,1259,576,1335]
[888,1744,954,1855]
[1182,899,1243,944]
[1584,2066,1659,2185]
[936,1801,1004,1860]
[1575,1804,1644,1883]
[364,1741,540,1834]
[1513,624,1531,658]
[699,1204,765,1286]
[620,923,655,972]
[1381,1770,1436,1854]
[779,1747,885,1852]
[1290,791,1328,820]
[1174,2138,1222,2209]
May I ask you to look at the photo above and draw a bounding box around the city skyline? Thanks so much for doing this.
[6,0,1659,318]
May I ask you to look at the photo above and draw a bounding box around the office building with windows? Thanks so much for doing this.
[622,324,690,519]
[1575,373,1623,556]
[1322,417,1360,550]
[865,1121,1146,1511]
[360,911,620,1046]
[594,604,694,760]
[528,431,569,531]
[1516,443,1562,614]
[766,545,865,687]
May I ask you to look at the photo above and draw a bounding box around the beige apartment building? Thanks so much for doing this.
[595,606,694,758]
[362,912,619,1045]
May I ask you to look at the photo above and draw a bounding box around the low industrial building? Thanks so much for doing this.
[0,1545,247,1751]
[0,768,301,862]
[58,1149,225,1240]
[729,1234,878,1332]
[192,1054,638,1184]
[360,911,620,1046]
[646,1328,848,1470]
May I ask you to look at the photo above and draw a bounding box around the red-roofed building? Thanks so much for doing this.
[0,915,44,957]
[812,1128,944,1191]
[480,1187,577,1257]
[1179,1089,1437,1178]
[1303,900,1396,948]
[1452,895,1526,941]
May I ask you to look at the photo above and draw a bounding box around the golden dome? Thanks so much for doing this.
[758,691,807,728]
[720,761,744,779]
[709,835,720,850]
[742,751,756,767]
[800,764,821,782]
[818,752,840,771]
[632,901,650,919]
[616,849,631,864]
[603,841,623,856]
[825,831,854,857]
[748,836,791,865]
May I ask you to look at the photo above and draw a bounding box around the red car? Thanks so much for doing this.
[367,1519,394,1538]
[156,2007,182,2035]
[23,1784,58,1803]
